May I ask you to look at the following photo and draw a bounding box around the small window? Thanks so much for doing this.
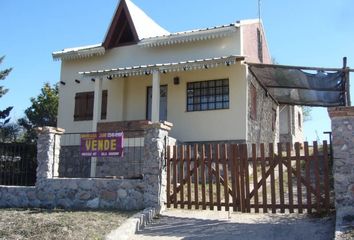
[298,112,302,128]
[187,79,229,112]
[257,28,263,63]
[74,90,107,121]
[272,108,277,131]
[250,83,257,120]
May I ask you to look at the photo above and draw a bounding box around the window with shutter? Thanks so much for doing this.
[101,90,108,120]
[74,90,108,121]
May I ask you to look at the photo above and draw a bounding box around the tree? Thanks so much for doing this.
[303,106,312,122]
[0,123,22,143]
[0,56,13,127]
[19,83,59,142]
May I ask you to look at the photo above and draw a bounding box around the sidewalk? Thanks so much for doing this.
[130,209,335,240]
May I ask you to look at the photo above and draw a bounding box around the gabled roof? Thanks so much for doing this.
[52,1,252,61]
[103,0,169,49]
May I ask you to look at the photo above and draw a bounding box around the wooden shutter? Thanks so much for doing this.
[74,92,93,121]
[101,90,108,120]
[74,90,107,121]
[86,92,94,120]
[74,92,86,121]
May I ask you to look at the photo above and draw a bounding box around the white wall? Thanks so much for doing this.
[57,31,247,141]
[58,64,248,142]
[280,106,289,134]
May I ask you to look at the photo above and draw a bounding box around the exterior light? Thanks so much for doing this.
[173,77,180,85]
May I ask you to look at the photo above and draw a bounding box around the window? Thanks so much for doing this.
[250,83,257,120]
[272,108,277,131]
[74,90,107,121]
[146,85,168,121]
[257,28,263,63]
[187,79,229,112]
[298,112,302,128]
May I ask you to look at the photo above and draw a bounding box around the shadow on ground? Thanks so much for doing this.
[134,210,335,240]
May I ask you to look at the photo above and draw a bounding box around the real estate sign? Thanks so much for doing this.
[80,132,124,157]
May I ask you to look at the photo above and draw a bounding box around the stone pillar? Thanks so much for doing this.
[328,107,354,239]
[143,122,173,213]
[36,127,65,186]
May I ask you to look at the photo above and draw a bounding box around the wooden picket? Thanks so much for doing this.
[166,141,332,213]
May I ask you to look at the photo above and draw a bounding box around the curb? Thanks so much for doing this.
[105,207,159,240]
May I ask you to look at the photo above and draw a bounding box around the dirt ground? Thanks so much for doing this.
[0,208,135,240]
[131,209,336,240]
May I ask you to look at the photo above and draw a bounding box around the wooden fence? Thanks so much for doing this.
[166,141,332,213]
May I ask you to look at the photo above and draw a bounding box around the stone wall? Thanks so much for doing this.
[247,73,279,146]
[0,123,172,212]
[0,179,144,210]
[328,107,354,239]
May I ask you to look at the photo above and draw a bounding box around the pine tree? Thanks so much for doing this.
[0,56,13,127]
[19,83,58,142]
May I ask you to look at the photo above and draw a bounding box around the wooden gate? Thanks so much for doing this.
[166,141,332,213]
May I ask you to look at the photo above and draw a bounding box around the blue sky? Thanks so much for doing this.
[0,0,353,142]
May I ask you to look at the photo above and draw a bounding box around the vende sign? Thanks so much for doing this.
[80,132,124,157]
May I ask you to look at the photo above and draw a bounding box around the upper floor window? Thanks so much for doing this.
[257,28,263,63]
[74,90,107,121]
[187,79,229,112]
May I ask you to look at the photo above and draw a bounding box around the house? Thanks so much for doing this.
[53,0,303,147]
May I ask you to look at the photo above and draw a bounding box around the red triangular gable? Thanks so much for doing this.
[103,0,139,49]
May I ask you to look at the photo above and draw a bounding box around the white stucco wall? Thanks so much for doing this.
[167,64,247,141]
[293,105,304,143]
[58,63,248,142]
[280,106,289,134]
[278,105,304,144]
[57,31,249,141]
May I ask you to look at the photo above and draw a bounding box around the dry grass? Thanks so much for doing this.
[0,208,135,240]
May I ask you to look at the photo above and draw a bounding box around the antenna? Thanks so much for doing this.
[258,0,261,22]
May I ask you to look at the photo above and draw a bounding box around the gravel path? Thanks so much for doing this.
[131,209,335,240]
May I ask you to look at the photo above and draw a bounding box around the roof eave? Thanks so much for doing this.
[52,46,106,61]
[139,25,239,48]
[79,55,245,78]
